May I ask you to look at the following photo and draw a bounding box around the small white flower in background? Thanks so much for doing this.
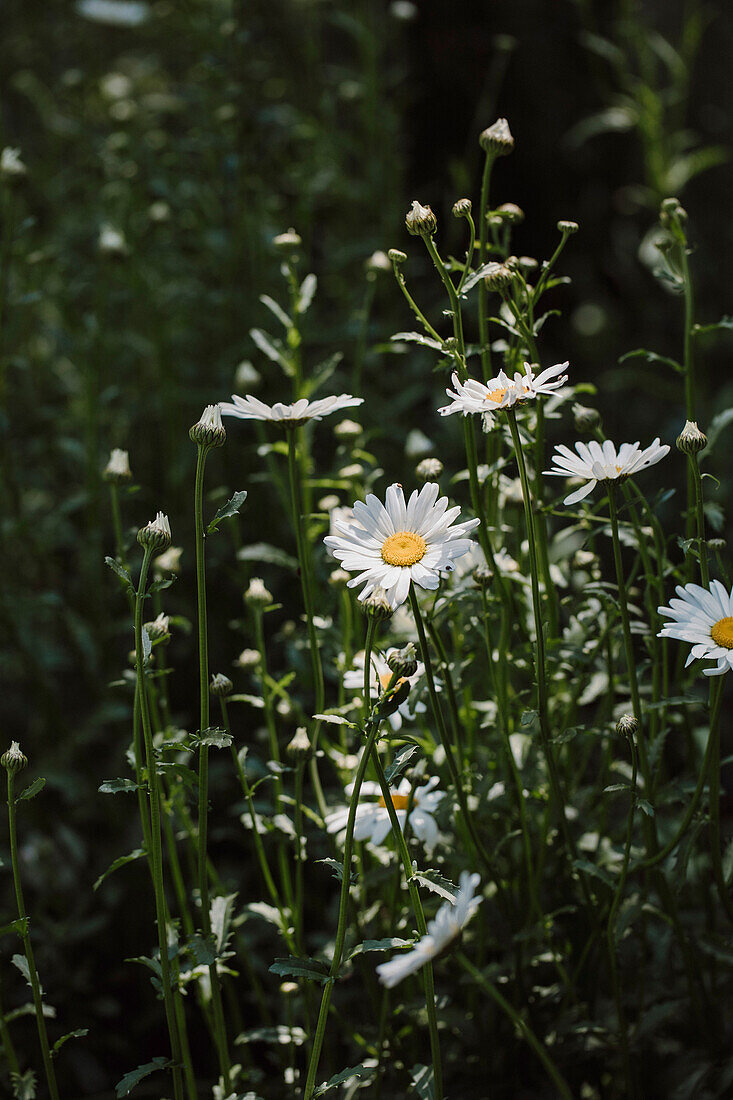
[376,871,482,987]
[329,505,354,538]
[325,482,479,609]
[0,147,27,179]
[439,361,568,423]
[244,577,272,607]
[325,776,444,852]
[154,546,183,575]
[342,649,431,731]
[76,0,150,25]
[405,429,434,460]
[98,223,127,256]
[220,393,363,427]
[235,647,260,670]
[544,438,669,506]
[102,447,132,483]
[658,581,733,677]
[234,360,261,389]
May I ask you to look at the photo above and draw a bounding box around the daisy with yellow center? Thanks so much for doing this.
[658,580,733,676]
[325,776,444,852]
[545,437,670,506]
[324,482,479,609]
[342,649,433,731]
[438,361,568,428]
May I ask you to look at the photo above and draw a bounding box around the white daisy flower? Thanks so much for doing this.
[325,776,444,853]
[220,393,363,428]
[342,649,430,731]
[376,871,482,988]
[439,361,568,422]
[544,437,670,507]
[324,483,479,609]
[658,581,733,677]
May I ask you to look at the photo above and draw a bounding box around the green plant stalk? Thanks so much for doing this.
[286,431,328,820]
[506,409,590,896]
[679,240,696,545]
[6,771,60,1100]
[390,259,443,343]
[302,618,392,1100]
[193,444,232,1091]
[457,952,572,1099]
[422,234,466,377]
[0,975,19,1077]
[689,453,709,586]
[134,546,187,1100]
[456,211,477,293]
[353,275,376,396]
[706,678,733,923]
[477,152,495,380]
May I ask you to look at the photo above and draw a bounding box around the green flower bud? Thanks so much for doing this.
[416,457,443,482]
[483,262,513,292]
[244,577,272,607]
[388,248,407,265]
[676,420,707,455]
[496,202,524,224]
[557,220,579,235]
[452,198,472,218]
[272,228,302,253]
[616,715,638,738]
[405,200,437,238]
[189,404,226,448]
[1,742,27,775]
[362,588,393,622]
[387,643,418,678]
[210,673,233,697]
[479,118,514,157]
[138,512,171,553]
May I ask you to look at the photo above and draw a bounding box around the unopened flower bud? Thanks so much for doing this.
[145,612,170,641]
[496,202,524,224]
[708,538,726,551]
[483,262,513,292]
[287,727,312,761]
[676,420,707,455]
[334,419,362,440]
[416,457,443,482]
[103,447,132,484]
[190,404,226,448]
[388,643,418,678]
[452,198,472,218]
[517,255,538,272]
[616,715,638,738]
[660,197,687,227]
[479,118,514,157]
[153,546,183,575]
[1,742,27,774]
[244,577,272,607]
[405,201,437,238]
[280,981,299,996]
[210,672,233,697]
[388,248,407,265]
[318,494,340,512]
[329,568,350,587]
[138,512,171,553]
[473,563,493,587]
[235,648,260,670]
[362,588,393,622]
[572,403,601,432]
[273,228,302,253]
[557,220,579,235]
[365,250,391,273]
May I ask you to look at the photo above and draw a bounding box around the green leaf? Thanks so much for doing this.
[297,273,317,314]
[195,728,233,749]
[390,331,444,351]
[573,859,614,890]
[268,956,331,984]
[384,743,420,784]
[250,327,292,375]
[115,1058,171,1097]
[11,1069,37,1100]
[211,893,238,953]
[348,937,413,960]
[94,848,146,891]
[207,490,248,533]
[236,1024,307,1046]
[413,870,457,902]
[702,407,733,457]
[618,348,683,374]
[148,575,177,593]
[17,777,46,802]
[237,542,298,570]
[105,556,134,594]
[314,1064,376,1096]
[99,778,141,795]
[638,799,654,817]
[693,315,733,337]
[313,713,354,727]
[460,262,506,294]
[52,1029,88,1056]
[11,955,34,989]
[316,858,358,885]
[259,294,292,329]
[186,933,217,966]
[411,1063,435,1100]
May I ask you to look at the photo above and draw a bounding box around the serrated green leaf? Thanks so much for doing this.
[115,1057,170,1097]
[268,956,331,984]
[314,1063,376,1096]
[211,894,238,953]
[207,490,248,533]
[410,1063,435,1100]
[186,933,217,966]
[250,328,292,374]
[194,728,233,749]
[413,870,457,902]
[17,777,46,802]
[384,743,420,784]
[316,858,358,885]
[99,778,141,795]
[105,556,133,593]
[94,848,146,891]
[348,938,412,960]
[0,917,28,939]
[236,1024,307,1046]
[52,1029,88,1056]
[11,955,33,989]
[11,1069,37,1100]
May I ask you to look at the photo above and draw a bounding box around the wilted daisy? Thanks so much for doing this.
[439,361,568,427]
[376,871,481,987]
[325,483,479,608]
[544,438,669,506]
[220,393,363,428]
[658,581,733,676]
[325,776,444,852]
[342,649,430,730]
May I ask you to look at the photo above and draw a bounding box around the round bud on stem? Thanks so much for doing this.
[388,248,407,265]
[235,648,260,671]
[286,727,313,762]
[708,538,726,551]
[190,404,226,448]
[210,672,233,697]
[405,201,437,238]
[473,563,493,588]
[272,228,302,254]
[137,512,171,553]
[362,588,393,622]
[334,419,363,441]
[557,220,579,236]
[388,643,418,678]
[483,262,514,292]
[416,457,443,482]
[145,612,170,642]
[452,198,472,219]
[496,202,524,224]
[365,250,392,273]
[1,742,27,774]
[659,197,687,229]
[676,420,707,455]
[103,448,132,484]
[244,577,273,608]
[616,715,638,738]
[572,403,601,432]
[479,118,514,157]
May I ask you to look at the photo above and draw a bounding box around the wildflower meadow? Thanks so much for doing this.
[2,2,733,1098]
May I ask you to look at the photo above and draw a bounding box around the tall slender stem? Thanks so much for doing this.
[193,444,232,1090]
[477,153,494,380]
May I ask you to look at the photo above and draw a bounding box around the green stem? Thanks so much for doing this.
[6,771,60,1100]
[193,445,232,1090]
[477,153,495,380]
[0,974,20,1077]
[706,678,733,923]
[690,453,709,587]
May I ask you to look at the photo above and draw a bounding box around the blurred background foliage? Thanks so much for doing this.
[1,0,732,1093]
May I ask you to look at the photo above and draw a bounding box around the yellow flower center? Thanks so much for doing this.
[381,530,427,567]
[485,386,508,404]
[378,793,411,810]
[711,617,733,649]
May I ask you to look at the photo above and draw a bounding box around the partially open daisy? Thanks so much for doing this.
[220,392,363,428]
[658,581,733,676]
[325,775,444,852]
[342,649,430,731]
[324,483,479,609]
[544,438,669,506]
[439,361,568,423]
[376,871,481,987]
